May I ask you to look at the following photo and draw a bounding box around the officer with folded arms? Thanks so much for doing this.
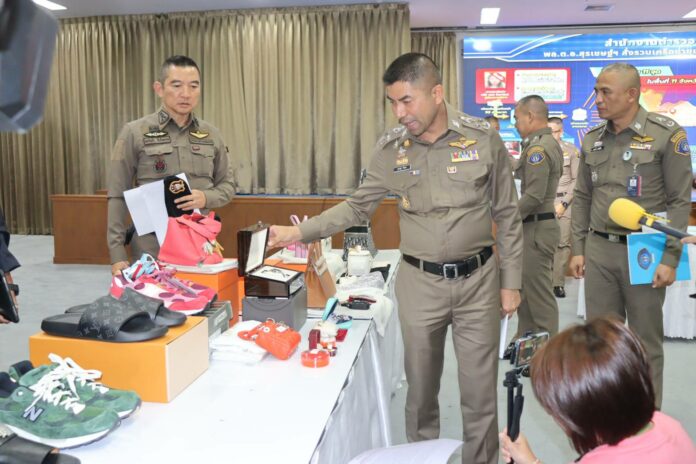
[269,53,522,464]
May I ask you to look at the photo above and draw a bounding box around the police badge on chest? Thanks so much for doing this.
[154,156,166,173]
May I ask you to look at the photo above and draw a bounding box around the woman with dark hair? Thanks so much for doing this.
[500,317,696,463]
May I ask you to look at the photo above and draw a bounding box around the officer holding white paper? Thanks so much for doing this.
[570,63,692,407]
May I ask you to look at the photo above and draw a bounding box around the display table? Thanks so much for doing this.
[69,250,404,464]
[576,228,696,339]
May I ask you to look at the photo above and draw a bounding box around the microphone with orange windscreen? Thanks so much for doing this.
[608,198,691,239]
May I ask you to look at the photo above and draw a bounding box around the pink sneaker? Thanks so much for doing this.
[117,254,218,304]
[110,273,210,315]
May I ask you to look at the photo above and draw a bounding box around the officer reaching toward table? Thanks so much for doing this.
[548,117,580,298]
[570,62,692,407]
[510,95,562,342]
[268,53,522,464]
[107,55,235,276]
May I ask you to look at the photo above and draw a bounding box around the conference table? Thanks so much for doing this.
[69,250,404,464]
[576,227,696,339]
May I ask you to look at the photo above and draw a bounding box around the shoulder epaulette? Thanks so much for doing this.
[376,125,407,149]
[586,121,606,133]
[647,113,679,130]
[457,113,491,132]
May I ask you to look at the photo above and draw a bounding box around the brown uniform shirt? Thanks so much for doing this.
[299,104,523,289]
[571,106,692,267]
[555,139,580,218]
[515,127,563,219]
[107,108,235,263]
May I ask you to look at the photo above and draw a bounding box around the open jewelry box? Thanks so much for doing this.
[237,222,305,298]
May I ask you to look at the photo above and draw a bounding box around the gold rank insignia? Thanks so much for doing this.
[396,157,409,166]
[144,130,167,138]
[632,135,654,143]
[449,137,477,150]
[190,130,209,139]
[401,196,410,208]
[403,139,411,148]
[447,166,457,174]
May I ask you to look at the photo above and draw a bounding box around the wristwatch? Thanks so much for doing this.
[561,201,568,209]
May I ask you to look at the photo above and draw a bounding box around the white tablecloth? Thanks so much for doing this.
[576,231,696,339]
[70,250,404,464]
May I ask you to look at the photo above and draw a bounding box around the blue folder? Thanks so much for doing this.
[627,233,691,285]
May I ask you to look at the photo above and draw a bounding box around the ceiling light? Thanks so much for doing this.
[32,0,66,11]
[480,8,500,25]
[684,8,696,18]
[584,4,613,12]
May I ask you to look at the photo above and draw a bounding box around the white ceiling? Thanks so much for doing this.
[47,0,696,29]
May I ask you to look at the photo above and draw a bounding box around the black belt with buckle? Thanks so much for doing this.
[522,212,556,224]
[592,230,627,243]
[403,247,493,280]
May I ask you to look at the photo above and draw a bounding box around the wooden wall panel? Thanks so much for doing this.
[51,195,401,264]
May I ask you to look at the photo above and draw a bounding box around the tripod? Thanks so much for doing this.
[503,369,525,463]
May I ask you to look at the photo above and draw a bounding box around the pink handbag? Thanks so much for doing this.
[158,212,224,266]
[290,215,308,258]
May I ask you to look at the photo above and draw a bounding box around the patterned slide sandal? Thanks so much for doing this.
[66,289,185,328]
[41,304,168,343]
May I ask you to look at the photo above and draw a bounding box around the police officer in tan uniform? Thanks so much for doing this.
[107,56,235,275]
[269,53,523,464]
[512,96,562,340]
[570,63,692,407]
[549,117,580,298]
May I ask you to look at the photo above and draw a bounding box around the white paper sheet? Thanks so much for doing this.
[123,173,194,245]
[499,315,510,359]
[348,438,462,464]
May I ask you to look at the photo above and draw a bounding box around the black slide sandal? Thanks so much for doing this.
[0,433,81,464]
[42,305,167,342]
[66,290,185,328]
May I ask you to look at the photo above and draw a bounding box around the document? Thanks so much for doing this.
[123,173,196,245]
[627,232,690,285]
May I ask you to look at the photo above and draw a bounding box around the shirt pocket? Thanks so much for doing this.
[139,143,174,181]
[445,163,490,207]
[583,150,610,186]
[627,150,659,181]
[190,143,216,179]
[387,173,422,212]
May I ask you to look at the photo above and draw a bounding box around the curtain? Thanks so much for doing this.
[0,4,410,234]
[411,31,460,109]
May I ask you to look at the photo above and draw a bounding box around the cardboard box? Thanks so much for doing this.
[200,300,232,338]
[175,269,241,325]
[29,317,209,403]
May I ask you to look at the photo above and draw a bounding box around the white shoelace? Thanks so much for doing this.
[47,353,109,397]
[27,374,85,415]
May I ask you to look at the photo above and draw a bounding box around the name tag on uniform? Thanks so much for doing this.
[393,165,411,173]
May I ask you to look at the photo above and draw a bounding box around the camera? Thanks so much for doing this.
[503,331,549,441]
[509,330,549,376]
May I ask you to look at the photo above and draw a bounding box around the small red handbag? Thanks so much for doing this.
[238,319,301,360]
[158,212,224,266]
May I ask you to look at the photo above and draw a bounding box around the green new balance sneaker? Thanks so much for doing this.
[9,354,141,419]
[0,372,119,449]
